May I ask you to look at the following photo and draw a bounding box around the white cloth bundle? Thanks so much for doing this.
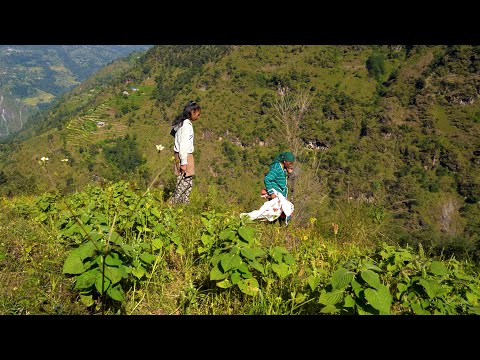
[240,189,294,223]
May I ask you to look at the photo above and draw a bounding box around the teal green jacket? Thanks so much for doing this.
[264,162,288,198]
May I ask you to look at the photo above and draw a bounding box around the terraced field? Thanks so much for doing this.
[65,103,127,147]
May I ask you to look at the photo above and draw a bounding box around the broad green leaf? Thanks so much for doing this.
[221,254,242,272]
[241,247,256,261]
[272,246,288,254]
[320,304,340,314]
[210,253,221,266]
[63,252,85,274]
[120,244,134,257]
[469,307,480,315]
[295,293,307,304]
[395,250,413,262]
[81,225,93,237]
[37,213,47,222]
[252,248,266,258]
[210,265,228,281]
[351,278,362,297]
[238,278,259,296]
[151,207,161,219]
[80,294,94,307]
[307,275,320,292]
[250,259,264,274]
[176,244,185,256]
[331,267,355,290]
[284,253,295,266]
[152,238,163,250]
[107,284,125,302]
[140,252,156,265]
[271,246,288,262]
[238,262,249,273]
[105,254,122,266]
[80,213,90,224]
[344,295,356,308]
[219,230,235,240]
[83,259,96,271]
[364,286,392,314]
[272,250,283,263]
[272,263,290,278]
[360,263,382,272]
[411,302,430,315]
[74,269,99,289]
[318,289,343,306]
[217,279,233,288]
[132,266,146,279]
[429,261,448,276]
[110,231,123,245]
[231,272,241,284]
[356,306,372,315]
[95,276,110,295]
[154,223,164,233]
[201,234,212,246]
[104,266,123,284]
[386,263,397,272]
[231,246,240,255]
[89,231,103,242]
[397,283,408,294]
[418,278,437,299]
[238,226,255,243]
[361,269,381,290]
[241,269,252,279]
[466,292,478,304]
[75,242,96,261]
[139,242,150,250]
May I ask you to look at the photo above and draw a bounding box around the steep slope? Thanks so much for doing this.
[0,45,479,256]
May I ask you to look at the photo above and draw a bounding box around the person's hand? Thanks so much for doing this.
[269,193,277,199]
[180,164,187,173]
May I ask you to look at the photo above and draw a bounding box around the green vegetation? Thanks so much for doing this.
[1,180,479,315]
[0,45,479,314]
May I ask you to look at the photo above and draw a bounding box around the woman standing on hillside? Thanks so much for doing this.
[170,100,202,204]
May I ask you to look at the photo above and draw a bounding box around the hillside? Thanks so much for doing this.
[0,45,152,136]
[0,44,479,261]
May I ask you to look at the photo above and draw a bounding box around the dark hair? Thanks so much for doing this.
[171,100,201,127]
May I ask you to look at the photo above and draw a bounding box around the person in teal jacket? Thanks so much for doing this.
[264,151,295,200]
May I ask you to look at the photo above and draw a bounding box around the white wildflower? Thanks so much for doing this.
[156,144,165,152]
[40,157,49,162]
[61,158,69,162]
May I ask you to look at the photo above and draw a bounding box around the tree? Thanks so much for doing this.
[272,87,328,223]
[0,170,7,185]
[366,53,386,80]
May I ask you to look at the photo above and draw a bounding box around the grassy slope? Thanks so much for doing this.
[0,44,479,254]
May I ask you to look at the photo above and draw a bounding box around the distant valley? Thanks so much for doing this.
[0,45,152,137]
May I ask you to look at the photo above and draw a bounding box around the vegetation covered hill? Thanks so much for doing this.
[0,45,152,136]
[1,180,479,315]
[0,44,479,265]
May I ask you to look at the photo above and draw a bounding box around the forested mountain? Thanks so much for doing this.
[0,45,479,259]
[0,45,152,136]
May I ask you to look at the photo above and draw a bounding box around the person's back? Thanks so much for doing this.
[264,151,295,199]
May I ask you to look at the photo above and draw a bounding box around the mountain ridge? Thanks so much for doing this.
[0,45,152,136]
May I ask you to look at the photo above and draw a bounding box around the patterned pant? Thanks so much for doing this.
[171,175,193,204]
